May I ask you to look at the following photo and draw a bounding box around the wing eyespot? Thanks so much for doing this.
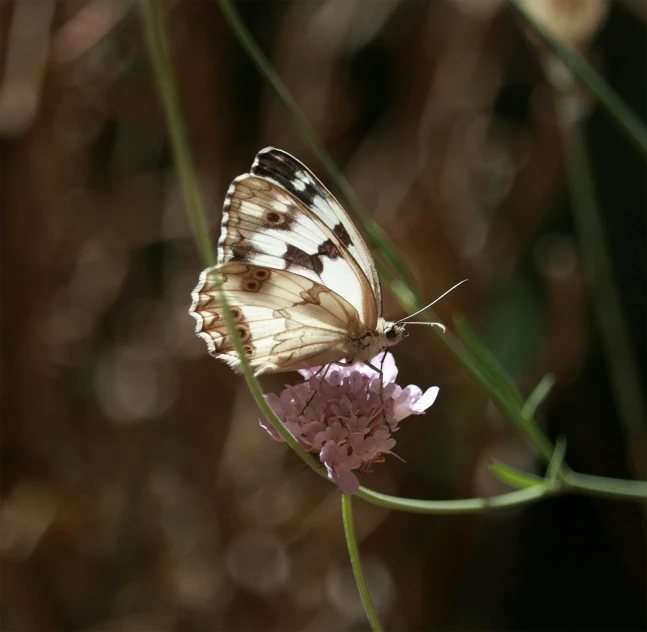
[243,278,261,292]
[252,268,271,281]
[263,209,295,231]
[237,326,251,342]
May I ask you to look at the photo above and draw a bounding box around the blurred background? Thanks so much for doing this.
[1,1,645,630]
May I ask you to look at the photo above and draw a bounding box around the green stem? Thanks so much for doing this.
[342,494,385,632]
[140,0,324,478]
[356,468,647,514]
[216,0,420,300]
[140,0,216,267]
[565,472,647,502]
[216,0,564,466]
[453,318,556,463]
[356,485,552,514]
[555,97,645,478]
[508,0,647,159]
[144,0,647,511]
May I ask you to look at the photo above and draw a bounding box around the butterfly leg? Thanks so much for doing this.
[295,363,327,386]
[363,353,389,422]
[299,362,333,415]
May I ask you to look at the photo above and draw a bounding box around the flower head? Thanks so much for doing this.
[259,353,439,494]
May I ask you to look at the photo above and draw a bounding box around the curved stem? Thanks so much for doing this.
[342,494,385,632]
[357,470,647,514]
[140,0,323,478]
[216,0,420,300]
[144,0,647,512]
[356,485,552,514]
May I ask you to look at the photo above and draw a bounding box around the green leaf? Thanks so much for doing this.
[523,373,557,419]
[490,461,545,490]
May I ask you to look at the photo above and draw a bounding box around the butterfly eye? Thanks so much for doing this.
[386,327,397,340]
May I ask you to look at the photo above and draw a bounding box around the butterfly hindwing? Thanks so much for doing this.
[191,263,362,374]
[251,147,383,310]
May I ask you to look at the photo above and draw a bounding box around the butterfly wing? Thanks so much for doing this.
[251,147,383,312]
[218,172,378,326]
[190,264,362,374]
[190,148,384,373]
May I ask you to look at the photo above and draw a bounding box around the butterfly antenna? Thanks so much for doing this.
[395,279,468,324]
[402,321,446,332]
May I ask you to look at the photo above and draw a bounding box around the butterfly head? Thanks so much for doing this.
[383,321,407,347]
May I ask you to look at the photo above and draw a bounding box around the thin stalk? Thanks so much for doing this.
[342,494,385,632]
[565,471,647,502]
[556,95,645,479]
[356,485,551,514]
[216,0,421,301]
[453,318,556,463]
[357,467,647,513]
[140,0,216,267]
[357,470,647,515]
[144,0,647,510]
[508,0,647,159]
[216,0,562,465]
[140,0,323,477]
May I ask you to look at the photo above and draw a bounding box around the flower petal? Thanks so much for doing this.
[377,352,398,384]
[319,439,337,465]
[335,470,360,494]
[411,386,439,413]
[259,418,284,442]
[262,352,436,492]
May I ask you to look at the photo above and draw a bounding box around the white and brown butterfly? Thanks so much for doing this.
[189,147,448,375]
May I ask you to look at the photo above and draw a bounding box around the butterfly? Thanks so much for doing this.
[189,147,449,375]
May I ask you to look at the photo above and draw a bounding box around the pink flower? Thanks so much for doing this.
[259,353,439,494]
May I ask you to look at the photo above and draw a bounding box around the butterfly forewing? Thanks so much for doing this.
[251,148,382,310]
[219,172,378,326]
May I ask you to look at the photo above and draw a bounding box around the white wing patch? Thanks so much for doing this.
[191,263,363,374]
[220,174,377,327]
[252,148,382,310]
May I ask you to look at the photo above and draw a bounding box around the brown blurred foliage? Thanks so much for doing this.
[1,1,645,630]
